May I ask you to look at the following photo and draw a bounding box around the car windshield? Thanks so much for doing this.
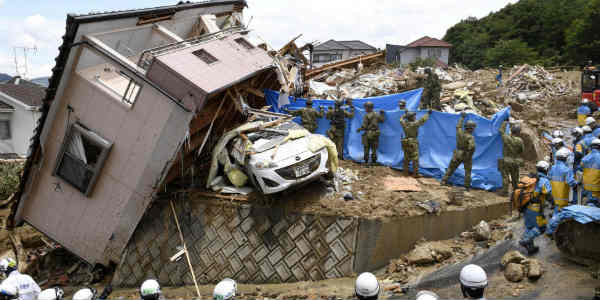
[582,72,597,91]
[248,130,288,153]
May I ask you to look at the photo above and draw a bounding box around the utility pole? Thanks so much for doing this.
[13,46,37,79]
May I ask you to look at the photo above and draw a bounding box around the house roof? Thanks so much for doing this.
[0,100,14,110]
[9,0,248,227]
[0,77,45,107]
[405,36,452,48]
[314,39,377,51]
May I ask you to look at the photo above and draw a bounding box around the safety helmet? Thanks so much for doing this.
[583,125,593,134]
[335,99,343,107]
[465,120,477,130]
[0,258,17,275]
[459,264,487,299]
[551,138,564,147]
[72,288,96,300]
[572,127,584,137]
[38,288,64,300]
[556,147,570,160]
[586,117,596,126]
[213,278,237,300]
[536,160,550,173]
[0,282,17,300]
[306,98,313,106]
[140,279,160,300]
[592,139,600,149]
[364,101,374,109]
[552,130,564,138]
[406,111,416,119]
[583,98,590,104]
[355,272,380,300]
[415,290,439,300]
[511,124,521,135]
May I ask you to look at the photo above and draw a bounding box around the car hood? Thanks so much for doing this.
[250,136,311,163]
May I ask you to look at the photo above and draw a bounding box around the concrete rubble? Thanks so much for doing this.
[501,250,544,282]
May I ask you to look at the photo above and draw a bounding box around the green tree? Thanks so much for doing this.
[565,0,600,65]
[484,39,539,66]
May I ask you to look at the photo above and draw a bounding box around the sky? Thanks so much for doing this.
[0,0,517,79]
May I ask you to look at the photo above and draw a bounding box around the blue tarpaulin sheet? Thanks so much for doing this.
[547,205,600,234]
[265,89,511,190]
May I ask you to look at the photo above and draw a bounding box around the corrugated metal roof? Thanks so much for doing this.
[405,36,452,48]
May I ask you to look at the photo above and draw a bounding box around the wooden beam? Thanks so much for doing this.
[305,51,384,78]
[245,87,264,98]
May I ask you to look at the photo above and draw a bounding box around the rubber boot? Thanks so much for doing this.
[526,241,539,255]
[363,153,369,165]
[371,154,377,166]
[403,160,410,176]
[412,161,421,178]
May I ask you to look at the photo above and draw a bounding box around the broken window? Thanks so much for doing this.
[0,120,10,140]
[54,123,112,196]
[234,37,254,50]
[192,49,218,64]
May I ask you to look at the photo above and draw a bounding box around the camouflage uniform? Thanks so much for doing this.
[442,113,476,189]
[326,99,355,160]
[285,99,323,133]
[499,121,524,195]
[357,102,385,164]
[400,110,432,176]
[421,69,441,110]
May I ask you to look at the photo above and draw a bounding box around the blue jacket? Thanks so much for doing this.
[581,149,600,192]
[548,160,577,206]
[578,105,591,126]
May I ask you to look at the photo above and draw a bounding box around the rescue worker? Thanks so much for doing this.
[459,264,487,300]
[213,278,237,300]
[519,160,551,255]
[0,258,40,300]
[0,282,17,300]
[398,100,407,111]
[578,99,592,126]
[581,138,600,208]
[283,97,323,133]
[355,272,379,300]
[357,101,385,165]
[548,148,578,214]
[498,121,524,196]
[72,288,96,300]
[140,279,160,300]
[552,130,564,140]
[399,109,432,177]
[587,117,600,137]
[496,65,503,87]
[441,112,476,190]
[37,288,64,300]
[583,125,595,154]
[326,98,355,160]
[573,127,586,169]
[415,291,439,300]
[422,68,441,110]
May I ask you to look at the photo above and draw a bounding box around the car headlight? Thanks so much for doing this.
[254,161,277,169]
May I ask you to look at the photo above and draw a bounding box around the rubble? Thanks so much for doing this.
[473,220,491,241]
[405,241,453,266]
[504,263,525,282]
[501,250,527,267]
[524,259,543,280]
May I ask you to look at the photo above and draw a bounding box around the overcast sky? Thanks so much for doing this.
[0,0,517,78]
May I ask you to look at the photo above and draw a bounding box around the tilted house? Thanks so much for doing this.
[10,0,281,267]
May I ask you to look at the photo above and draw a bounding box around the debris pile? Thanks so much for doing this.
[506,65,574,101]
[501,250,544,282]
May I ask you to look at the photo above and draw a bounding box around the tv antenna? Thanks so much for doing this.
[13,46,38,79]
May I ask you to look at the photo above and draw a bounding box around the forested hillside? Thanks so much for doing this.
[443,0,600,69]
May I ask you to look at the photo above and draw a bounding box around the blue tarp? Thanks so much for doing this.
[547,205,600,234]
[265,89,511,190]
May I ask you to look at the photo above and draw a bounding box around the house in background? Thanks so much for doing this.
[386,36,452,67]
[0,77,44,157]
[312,39,377,65]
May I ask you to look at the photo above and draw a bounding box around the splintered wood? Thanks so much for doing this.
[383,176,422,192]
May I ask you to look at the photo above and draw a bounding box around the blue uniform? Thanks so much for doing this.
[521,173,551,244]
[574,138,586,171]
[583,134,595,155]
[594,126,600,138]
[578,105,591,126]
[548,160,577,214]
[581,149,600,207]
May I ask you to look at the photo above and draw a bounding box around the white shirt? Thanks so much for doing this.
[2,271,41,300]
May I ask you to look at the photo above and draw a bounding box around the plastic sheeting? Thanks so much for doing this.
[265,89,510,190]
[547,205,600,234]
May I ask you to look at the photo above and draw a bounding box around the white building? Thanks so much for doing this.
[0,77,44,157]
[386,36,452,67]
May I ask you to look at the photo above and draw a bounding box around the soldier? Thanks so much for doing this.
[357,101,385,165]
[498,121,524,196]
[422,68,441,110]
[326,98,355,160]
[441,112,476,190]
[398,100,407,111]
[400,109,432,177]
[283,97,323,133]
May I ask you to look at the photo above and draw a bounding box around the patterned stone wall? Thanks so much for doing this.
[112,199,359,287]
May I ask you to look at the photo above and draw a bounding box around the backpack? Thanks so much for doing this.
[512,176,537,212]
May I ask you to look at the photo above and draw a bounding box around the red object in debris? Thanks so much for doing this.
[582,68,600,106]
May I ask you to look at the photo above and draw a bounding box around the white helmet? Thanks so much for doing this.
[72,288,95,300]
[38,288,64,300]
[552,130,564,138]
[140,279,160,300]
[556,147,570,160]
[415,290,439,300]
[592,139,600,149]
[355,272,380,299]
[460,264,487,299]
[573,127,584,136]
[213,278,237,300]
[586,116,596,126]
[0,258,17,274]
[0,282,17,299]
[583,125,593,134]
[536,160,550,172]
[551,137,563,147]
[583,98,590,104]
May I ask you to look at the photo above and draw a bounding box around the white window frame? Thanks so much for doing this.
[94,71,142,106]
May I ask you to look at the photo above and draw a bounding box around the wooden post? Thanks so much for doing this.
[170,200,201,299]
